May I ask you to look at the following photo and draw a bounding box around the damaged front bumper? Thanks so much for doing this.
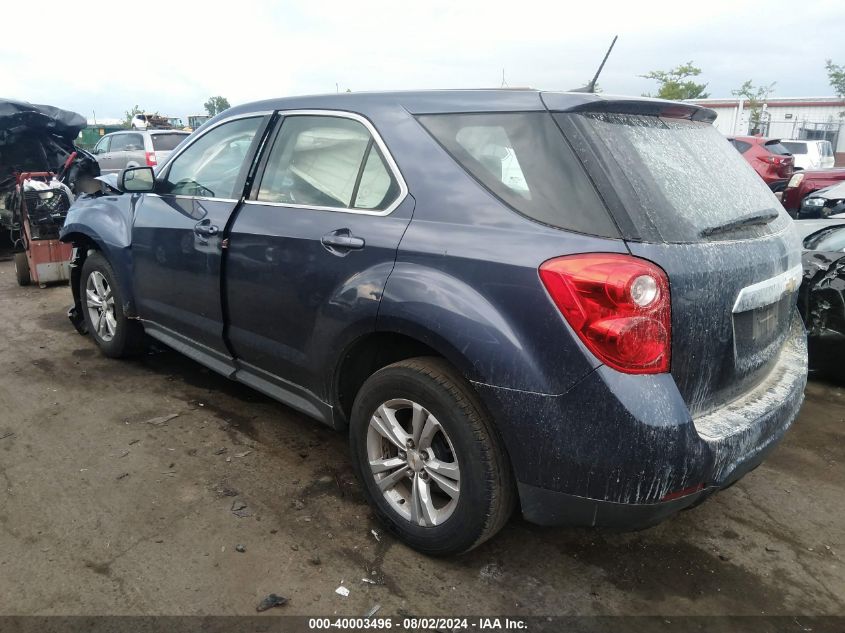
[799,250,845,372]
[474,314,808,529]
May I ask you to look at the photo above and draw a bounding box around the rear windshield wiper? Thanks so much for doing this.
[699,210,780,238]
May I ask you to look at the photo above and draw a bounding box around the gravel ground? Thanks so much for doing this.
[0,258,842,617]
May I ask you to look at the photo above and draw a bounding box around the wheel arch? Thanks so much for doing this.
[61,228,138,319]
[333,330,461,426]
[331,328,516,473]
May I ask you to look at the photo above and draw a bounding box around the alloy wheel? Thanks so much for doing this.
[86,271,117,342]
[366,398,461,526]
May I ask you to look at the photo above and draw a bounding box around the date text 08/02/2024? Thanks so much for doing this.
[307,617,528,630]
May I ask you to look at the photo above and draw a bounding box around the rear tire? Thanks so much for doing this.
[14,252,30,286]
[80,252,144,357]
[349,357,515,555]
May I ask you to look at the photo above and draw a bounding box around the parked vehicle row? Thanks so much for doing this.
[786,171,845,217]
[727,135,842,214]
[61,90,808,555]
[781,139,835,171]
[728,135,795,192]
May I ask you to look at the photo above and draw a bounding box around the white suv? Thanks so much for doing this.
[781,139,835,170]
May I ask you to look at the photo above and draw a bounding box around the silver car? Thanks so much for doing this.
[91,130,189,175]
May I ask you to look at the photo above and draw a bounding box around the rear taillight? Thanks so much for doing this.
[761,155,792,166]
[539,253,671,374]
[145,151,157,167]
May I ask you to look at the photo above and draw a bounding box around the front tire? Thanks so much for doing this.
[14,252,30,286]
[350,357,514,555]
[80,252,144,357]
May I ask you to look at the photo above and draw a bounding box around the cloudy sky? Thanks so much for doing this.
[2,0,843,120]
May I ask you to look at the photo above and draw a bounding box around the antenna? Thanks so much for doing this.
[571,35,618,93]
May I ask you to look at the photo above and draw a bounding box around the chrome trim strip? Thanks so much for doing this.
[242,198,395,216]
[732,264,803,313]
[146,193,240,204]
[250,109,408,217]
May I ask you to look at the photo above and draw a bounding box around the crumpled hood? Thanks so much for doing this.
[0,98,98,196]
[812,180,845,201]
[0,98,87,144]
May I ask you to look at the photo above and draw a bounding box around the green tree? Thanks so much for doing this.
[641,62,709,100]
[826,60,845,118]
[123,104,142,127]
[827,59,845,97]
[204,96,231,117]
[732,80,776,134]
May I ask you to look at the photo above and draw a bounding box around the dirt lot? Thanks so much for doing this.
[0,257,842,617]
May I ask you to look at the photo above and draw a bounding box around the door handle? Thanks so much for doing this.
[194,220,219,237]
[321,229,365,252]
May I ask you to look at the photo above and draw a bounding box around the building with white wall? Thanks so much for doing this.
[686,96,845,165]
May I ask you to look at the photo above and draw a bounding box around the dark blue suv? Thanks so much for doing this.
[60,90,808,555]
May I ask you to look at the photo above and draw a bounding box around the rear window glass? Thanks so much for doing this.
[729,139,752,153]
[563,113,789,243]
[152,133,188,151]
[781,142,807,155]
[110,133,144,152]
[417,112,618,237]
[764,140,791,155]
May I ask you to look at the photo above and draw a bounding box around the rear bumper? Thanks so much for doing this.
[473,315,807,528]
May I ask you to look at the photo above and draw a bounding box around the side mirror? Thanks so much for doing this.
[119,166,155,193]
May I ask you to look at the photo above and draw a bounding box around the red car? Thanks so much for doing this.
[783,168,845,215]
[728,136,795,192]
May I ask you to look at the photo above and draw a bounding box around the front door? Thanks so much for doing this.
[226,112,412,402]
[131,115,268,366]
[92,135,117,174]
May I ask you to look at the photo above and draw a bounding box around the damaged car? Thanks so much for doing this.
[1,98,100,283]
[799,223,845,375]
[797,181,845,219]
[783,168,845,217]
[1,98,99,203]
[60,91,807,555]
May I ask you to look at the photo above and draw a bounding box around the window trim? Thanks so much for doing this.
[246,109,408,217]
[94,135,111,154]
[152,111,273,203]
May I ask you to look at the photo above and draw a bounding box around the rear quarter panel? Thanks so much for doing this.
[371,105,627,394]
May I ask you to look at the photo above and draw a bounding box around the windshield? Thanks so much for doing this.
[560,113,790,243]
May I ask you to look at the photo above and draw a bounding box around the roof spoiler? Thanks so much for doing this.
[542,93,717,123]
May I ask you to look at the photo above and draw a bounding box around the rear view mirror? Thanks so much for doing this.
[119,166,155,193]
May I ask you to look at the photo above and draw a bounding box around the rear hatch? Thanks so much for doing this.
[150,132,188,164]
[761,139,795,179]
[545,95,801,417]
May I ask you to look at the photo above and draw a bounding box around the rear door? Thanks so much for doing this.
[109,132,146,171]
[225,111,412,401]
[552,107,801,416]
[131,114,269,369]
